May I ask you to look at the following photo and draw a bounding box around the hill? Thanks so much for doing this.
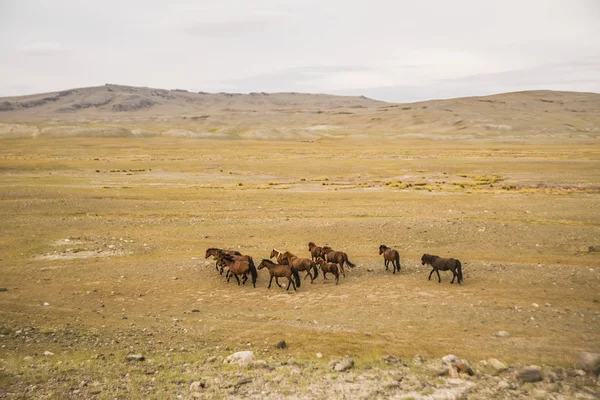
[0,84,598,140]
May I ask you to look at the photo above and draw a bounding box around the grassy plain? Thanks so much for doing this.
[0,136,599,397]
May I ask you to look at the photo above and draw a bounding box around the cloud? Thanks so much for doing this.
[160,5,296,37]
[20,42,68,56]
[334,58,600,102]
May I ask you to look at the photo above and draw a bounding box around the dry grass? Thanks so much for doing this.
[0,136,599,396]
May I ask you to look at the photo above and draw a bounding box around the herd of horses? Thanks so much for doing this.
[204,242,463,291]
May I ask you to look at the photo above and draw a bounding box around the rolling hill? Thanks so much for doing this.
[0,84,598,140]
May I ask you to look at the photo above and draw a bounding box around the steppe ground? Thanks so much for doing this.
[0,136,599,398]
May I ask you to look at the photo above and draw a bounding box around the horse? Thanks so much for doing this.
[205,248,241,273]
[321,246,356,271]
[257,259,301,291]
[315,258,340,284]
[283,251,319,283]
[379,245,401,274]
[307,242,325,261]
[270,249,290,265]
[217,253,258,287]
[421,254,463,284]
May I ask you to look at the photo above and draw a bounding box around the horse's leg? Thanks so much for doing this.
[268,275,274,289]
[436,269,441,283]
[335,271,339,285]
[340,264,346,278]
[323,271,328,280]
[235,273,242,285]
[450,269,456,284]
[242,273,248,285]
[286,278,292,291]
[428,268,435,280]
[275,277,283,287]
[385,259,389,271]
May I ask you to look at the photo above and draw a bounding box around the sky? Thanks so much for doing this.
[0,0,599,102]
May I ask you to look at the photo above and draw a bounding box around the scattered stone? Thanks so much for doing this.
[286,358,296,366]
[224,351,254,367]
[189,381,206,392]
[43,302,50,306]
[334,357,354,372]
[316,352,323,358]
[126,354,145,362]
[488,358,509,372]
[276,340,287,349]
[0,287,7,292]
[205,356,217,363]
[517,365,543,382]
[573,369,586,377]
[413,354,425,364]
[191,309,200,313]
[493,331,511,338]
[497,380,511,390]
[441,354,459,365]
[575,352,600,375]
[43,351,54,356]
[382,354,400,364]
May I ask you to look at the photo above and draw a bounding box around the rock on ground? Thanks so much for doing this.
[224,351,255,367]
[575,352,600,375]
[334,357,355,372]
[517,365,543,382]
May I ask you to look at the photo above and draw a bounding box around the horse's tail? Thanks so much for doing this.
[248,258,258,287]
[312,262,319,280]
[395,252,401,270]
[456,259,463,284]
[291,267,301,288]
[345,254,356,268]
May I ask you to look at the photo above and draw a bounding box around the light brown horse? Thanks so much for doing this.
[379,245,401,274]
[321,246,356,270]
[307,242,325,261]
[257,259,301,291]
[205,247,242,273]
[315,258,340,284]
[217,253,258,287]
[283,251,319,283]
[421,253,463,284]
[270,249,290,265]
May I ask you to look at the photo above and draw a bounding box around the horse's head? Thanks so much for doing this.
[421,254,429,265]
[204,248,214,259]
[315,258,325,266]
[257,259,269,270]
[322,246,332,254]
[270,249,277,258]
[379,245,387,254]
[308,242,315,250]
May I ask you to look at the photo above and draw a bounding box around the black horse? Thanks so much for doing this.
[421,254,463,284]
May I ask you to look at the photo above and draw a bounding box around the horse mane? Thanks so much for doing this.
[220,253,235,262]
[261,258,277,265]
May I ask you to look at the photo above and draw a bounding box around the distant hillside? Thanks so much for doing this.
[0,85,598,140]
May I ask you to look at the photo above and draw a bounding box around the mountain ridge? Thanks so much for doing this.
[1,84,598,140]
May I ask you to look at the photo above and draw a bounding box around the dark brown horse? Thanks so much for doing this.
[270,249,290,265]
[257,259,301,291]
[307,242,325,261]
[205,247,241,273]
[321,246,356,270]
[218,253,258,287]
[421,254,463,284]
[379,245,401,274]
[315,258,340,284]
[283,251,319,283]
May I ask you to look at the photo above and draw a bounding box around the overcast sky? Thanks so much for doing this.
[1,0,599,102]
